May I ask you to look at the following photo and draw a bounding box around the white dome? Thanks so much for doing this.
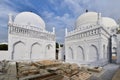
[75,12,117,29]
[75,12,98,28]
[14,12,45,30]
[102,17,117,27]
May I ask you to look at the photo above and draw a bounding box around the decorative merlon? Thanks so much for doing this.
[8,13,13,24]
[65,28,67,36]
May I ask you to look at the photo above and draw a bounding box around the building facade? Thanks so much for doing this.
[8,12,56,61]
[65,12,118,66]
[116,35,120,63]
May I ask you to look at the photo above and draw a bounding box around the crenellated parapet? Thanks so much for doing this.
[9,23,55,41]
[66,24,100,36]
[66,27,100,41]
[66,26,112,41]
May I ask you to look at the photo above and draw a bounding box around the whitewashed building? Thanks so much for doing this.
[65,12,118,66]
[116,34,120,64]
[8,12,56,61]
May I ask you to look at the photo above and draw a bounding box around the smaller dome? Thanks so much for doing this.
[102,17,117,27]
[14,12,45,30]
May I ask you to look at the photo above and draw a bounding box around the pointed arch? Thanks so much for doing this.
[88,45,99,61]
[31,42,42,60]
[77,46,85,61]
[68,47,74,59]
[12,41,27,60]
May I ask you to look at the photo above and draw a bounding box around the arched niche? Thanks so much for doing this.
[88,45,99,61]
[12,41,27,60]
[68,47,74,59]
[77,46,85,61]
[31,42,42,60]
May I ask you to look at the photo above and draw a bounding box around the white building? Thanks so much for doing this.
[116,28,120,64]
[65,12,118,66]
[8,12,56,61]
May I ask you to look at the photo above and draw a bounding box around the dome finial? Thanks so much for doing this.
[86,9,88,13]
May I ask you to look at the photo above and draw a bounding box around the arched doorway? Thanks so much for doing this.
[89,45,99,61]
[31,43,42,60]
[77,46,84,61]
[68,47,74,59]
[12,41,27,60]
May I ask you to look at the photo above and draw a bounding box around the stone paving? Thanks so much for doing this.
[90,64,120,80]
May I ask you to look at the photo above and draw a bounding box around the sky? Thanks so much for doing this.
[0,0,120,43]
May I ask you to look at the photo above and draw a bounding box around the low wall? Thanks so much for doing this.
[0,51,10,60]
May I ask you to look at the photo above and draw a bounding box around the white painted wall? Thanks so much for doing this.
[0,51,10,60]
[65,27,110,66]
[117,34,120,64]
[9,34,55,61]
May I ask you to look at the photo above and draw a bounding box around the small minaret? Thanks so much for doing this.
[53,27,55,34]
[8,13,13,24]
[97,13,102,25]
[65,28,67,36]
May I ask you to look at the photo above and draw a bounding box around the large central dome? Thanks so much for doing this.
[75,12,98,28]
[14,12,45,30]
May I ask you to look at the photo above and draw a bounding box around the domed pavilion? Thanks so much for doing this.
[8,12,56,61]
[65,11,118,66]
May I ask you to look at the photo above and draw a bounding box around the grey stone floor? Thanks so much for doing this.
[90,64,120,80]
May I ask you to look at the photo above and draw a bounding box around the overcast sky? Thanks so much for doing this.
[0,0,120,43]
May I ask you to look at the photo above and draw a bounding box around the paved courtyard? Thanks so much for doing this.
[90,64,120,80]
